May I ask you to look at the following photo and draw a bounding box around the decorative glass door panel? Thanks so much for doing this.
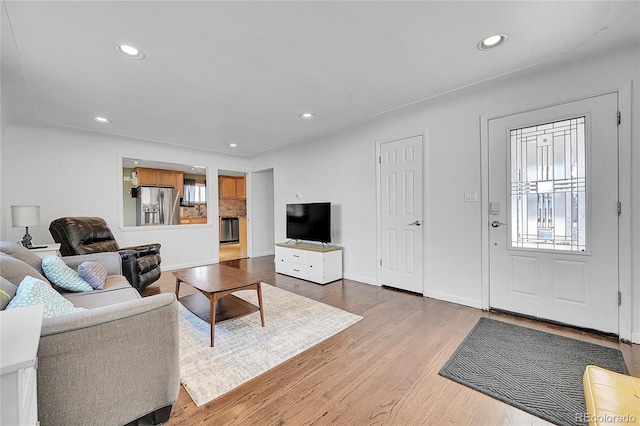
[510,117,586,251]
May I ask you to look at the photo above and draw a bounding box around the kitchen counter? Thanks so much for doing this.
[180,216,207,224]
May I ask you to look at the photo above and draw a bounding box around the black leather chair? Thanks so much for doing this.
[49,217,162,291]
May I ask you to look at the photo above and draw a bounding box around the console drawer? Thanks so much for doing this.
[286,263,309,279]
[285,250,309,265]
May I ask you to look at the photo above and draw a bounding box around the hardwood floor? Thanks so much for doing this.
[145,256,640,425]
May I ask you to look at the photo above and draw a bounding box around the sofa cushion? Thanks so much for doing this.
[78,261,107,290]
[62,284,140,309]
[0,241,45,274]
[6,276,86,318]
[42,255,93,292]
[0,252,49,285]
[0,277,18,310]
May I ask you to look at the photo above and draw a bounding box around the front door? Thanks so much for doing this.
[488,93,619,334]
[380,135,424,294]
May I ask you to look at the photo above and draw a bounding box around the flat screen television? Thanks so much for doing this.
[286,202,331,243]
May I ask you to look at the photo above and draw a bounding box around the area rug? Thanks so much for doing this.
[438,317,628,426]
[178,283,362,407]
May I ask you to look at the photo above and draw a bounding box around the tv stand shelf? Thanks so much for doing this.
[275,242,342,285]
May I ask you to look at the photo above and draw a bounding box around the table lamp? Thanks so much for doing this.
[11,205,40,248]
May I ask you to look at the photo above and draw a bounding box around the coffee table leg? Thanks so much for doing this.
[210,293,217,347]
[257,282,265,327]
[175,278,181,298]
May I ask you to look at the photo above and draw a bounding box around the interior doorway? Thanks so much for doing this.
[377,135,424,294]
[218,170,247,261]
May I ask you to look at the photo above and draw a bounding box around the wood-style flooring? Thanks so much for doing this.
[142,256,640,425]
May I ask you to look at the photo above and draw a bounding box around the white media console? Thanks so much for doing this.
[275,242,343,285]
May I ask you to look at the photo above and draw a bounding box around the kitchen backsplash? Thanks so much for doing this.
[219,199,246,217]
[181,204,207,217]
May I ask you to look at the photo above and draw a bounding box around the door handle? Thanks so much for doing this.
[409,220,422,226]
[491,220,507,228]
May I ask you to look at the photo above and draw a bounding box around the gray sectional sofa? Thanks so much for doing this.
[0,241,180,425]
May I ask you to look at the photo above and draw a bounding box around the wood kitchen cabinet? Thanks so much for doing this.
[180,216,207,224]
[236,176,246,199]
[136,167,184,197]
[219,175,246,200]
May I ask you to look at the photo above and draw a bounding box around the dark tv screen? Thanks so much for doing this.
[286,202,331,243]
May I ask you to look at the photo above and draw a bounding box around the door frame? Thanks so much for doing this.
[480,84,633,341]
[375,131,428,292]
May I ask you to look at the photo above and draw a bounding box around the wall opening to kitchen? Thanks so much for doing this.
[218,170,247,261]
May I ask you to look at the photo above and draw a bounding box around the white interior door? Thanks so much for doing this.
[380,135,424,294]
[489,93,619,334]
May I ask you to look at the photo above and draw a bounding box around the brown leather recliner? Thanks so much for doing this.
[49,217,161,291]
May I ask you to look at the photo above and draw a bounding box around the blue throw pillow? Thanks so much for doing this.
[6,276,86,318]
[41,255,93,292]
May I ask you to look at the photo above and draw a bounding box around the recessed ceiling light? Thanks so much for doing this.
[477,33,508,50]
[300,112,315,119]
[228,143,238,148]
[93,116,111,124]
[132,160,140,165]
[115,44,145,60]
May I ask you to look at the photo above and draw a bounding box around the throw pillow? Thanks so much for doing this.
[6,276,86,318]
[78,261,107,290]
[0,277,18,310]
[0,241,46,274]
[41,255,93,292]
[0,252,49,286]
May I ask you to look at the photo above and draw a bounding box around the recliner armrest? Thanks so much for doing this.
[116,249,139,289]
[121,243,161,257]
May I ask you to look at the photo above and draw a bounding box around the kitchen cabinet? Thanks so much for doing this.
[136,167,184,197]
[236,176,246,199]
[174,172,184,198]
[219,176,246,200]
[180,216,207,224]
[239,217,247,257]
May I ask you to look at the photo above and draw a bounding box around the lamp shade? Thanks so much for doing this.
[11,205,40,227]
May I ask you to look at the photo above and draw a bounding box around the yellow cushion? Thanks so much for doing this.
[583,365,640,425]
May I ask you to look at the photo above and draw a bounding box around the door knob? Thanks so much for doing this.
[409,220,422,226]
[491,221,507,228]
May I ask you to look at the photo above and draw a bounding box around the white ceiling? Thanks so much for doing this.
[2,1,639,156]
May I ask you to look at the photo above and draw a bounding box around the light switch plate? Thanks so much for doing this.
[464,191,478,202]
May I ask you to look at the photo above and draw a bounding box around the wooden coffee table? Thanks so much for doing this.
[173,264,265,347]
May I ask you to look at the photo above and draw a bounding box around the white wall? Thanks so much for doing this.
[253,127,379,285]
[253,46,640,340]
[1,123,251,270]
[249,168,275,257]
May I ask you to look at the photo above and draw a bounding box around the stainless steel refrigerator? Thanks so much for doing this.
[136,187,180,226]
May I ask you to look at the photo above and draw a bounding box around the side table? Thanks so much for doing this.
[28,243,61,258]
[0,304,45,426]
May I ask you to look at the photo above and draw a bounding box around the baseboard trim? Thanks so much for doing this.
[250,250,275,258]
[425,290,482,309]
[342,273,379,286]
[162,260,219,271]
